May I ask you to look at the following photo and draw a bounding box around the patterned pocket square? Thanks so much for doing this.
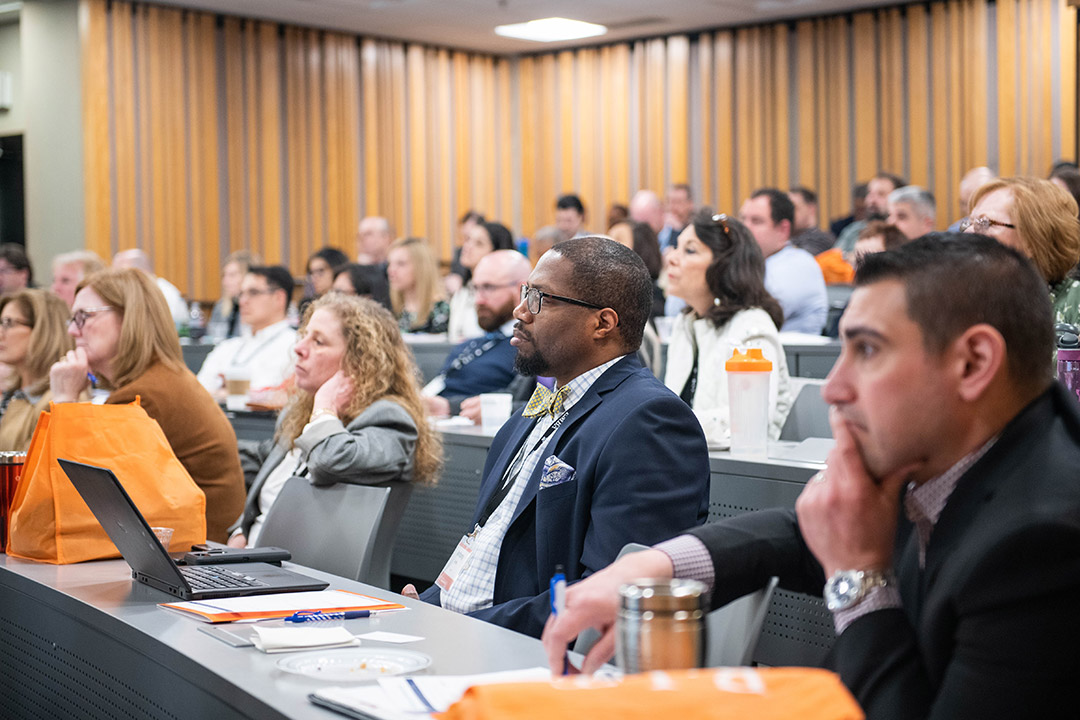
[540,455,576,489]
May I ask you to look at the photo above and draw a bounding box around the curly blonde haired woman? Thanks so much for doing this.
[228,293,442,547]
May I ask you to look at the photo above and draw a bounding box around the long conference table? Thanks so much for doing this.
[0,555,549,720]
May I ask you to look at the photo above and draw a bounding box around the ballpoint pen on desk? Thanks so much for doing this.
[550,565,568,675]
[284,610,376,623]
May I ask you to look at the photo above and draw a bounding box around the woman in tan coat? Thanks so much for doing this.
[49,268,245,542]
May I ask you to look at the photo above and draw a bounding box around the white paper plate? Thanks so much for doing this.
[276,648,432,682]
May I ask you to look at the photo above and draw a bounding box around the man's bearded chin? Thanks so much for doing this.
[514,349,549,377]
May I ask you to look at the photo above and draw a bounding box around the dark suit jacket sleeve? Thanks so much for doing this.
[466,391,712,637]
[830,521,1080,720]
[685,507,826,608]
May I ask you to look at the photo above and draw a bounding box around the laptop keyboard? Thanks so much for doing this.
[180,565,269,591]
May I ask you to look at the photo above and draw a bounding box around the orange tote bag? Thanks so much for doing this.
[5,398,206,564]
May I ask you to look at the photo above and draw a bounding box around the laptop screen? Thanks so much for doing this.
[58,458,186,587]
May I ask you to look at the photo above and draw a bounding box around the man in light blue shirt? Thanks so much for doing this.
[740,188,827,335]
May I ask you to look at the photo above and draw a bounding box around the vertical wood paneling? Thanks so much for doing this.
[361,39,380,220]
[285,29,307,270]
[852,13,878,182]
[495,59,513,226]
[878,8,905,176]
[945,4,962,221]
[795,22,817,193]
[611,43,631,204]
[907,5,931,188]
[79,0,1080,290]
[407,44,428,240]
[1033,0,1053,175]
[557,50,575,194]
[112,2,137,255]
[1018,0,1032,172]
[644,39,666,193]
[770,25,789,186]
[715,31,735,213]
[518,57,537,234]
[930,3,952,220]
[667,36,690,186]
[697,35,714,205]
[80,0,111,257]
[1062,0,1078,161]
[187,13,220,298]
[734,28,753,207]
[339,38,361,252]
[223,19,247,253]
[825,18,851,227]
[537,54,557,226]
[965,0,989,175]
[997,0,1017,176]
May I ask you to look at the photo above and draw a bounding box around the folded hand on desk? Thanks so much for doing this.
[400,583,420,600]
[540,549,674,675]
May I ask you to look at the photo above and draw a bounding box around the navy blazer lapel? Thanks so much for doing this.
[506,355,642,525]
[472,414,536,524]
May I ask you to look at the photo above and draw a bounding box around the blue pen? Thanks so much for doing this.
[550,565,568,675]
[283,610,374,623]
[87,371,97,387]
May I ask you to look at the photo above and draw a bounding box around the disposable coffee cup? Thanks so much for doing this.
[479,393,513,432]
[151,526,174,550]
[224,368,251,411]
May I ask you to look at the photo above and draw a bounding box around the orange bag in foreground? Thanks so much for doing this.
[5,399,206,564]
[440,667,863,720]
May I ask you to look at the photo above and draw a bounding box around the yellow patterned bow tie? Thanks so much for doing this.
[522,384,570,418]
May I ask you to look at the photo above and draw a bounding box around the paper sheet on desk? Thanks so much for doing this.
[310,668,551,720]
[161,589,406,623]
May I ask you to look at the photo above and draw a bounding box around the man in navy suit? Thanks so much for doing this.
[423,250,533,418]
[406,236,710,638]
[543,235,1080,718]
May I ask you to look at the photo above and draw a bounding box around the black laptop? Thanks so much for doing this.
[58,459,329,600]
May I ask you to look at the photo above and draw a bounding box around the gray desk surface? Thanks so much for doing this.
[0,556,548,720]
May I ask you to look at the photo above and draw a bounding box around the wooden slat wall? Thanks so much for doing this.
[79,0,1080,296]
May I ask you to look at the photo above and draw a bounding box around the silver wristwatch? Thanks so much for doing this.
[823,569,895,612]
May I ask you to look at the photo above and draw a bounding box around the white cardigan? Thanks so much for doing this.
[664,308,793,448]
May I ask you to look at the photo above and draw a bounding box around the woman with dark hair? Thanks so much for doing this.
[608,220,664,317]
[300,247,350,316]
[663,211,792,447]
[447,221,515,342]
[333,263,392,310]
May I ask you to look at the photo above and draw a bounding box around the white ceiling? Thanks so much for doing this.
[141,0,907,55]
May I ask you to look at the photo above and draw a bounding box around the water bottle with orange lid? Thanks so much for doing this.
[726,348,772,458]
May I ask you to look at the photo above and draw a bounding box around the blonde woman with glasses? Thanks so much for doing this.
[49,268,245,542]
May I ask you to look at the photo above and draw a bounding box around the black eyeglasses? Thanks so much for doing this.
[519,285,604,315]
[68,306,114,330]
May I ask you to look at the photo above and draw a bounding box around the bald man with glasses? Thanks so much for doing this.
[404,236,710,638]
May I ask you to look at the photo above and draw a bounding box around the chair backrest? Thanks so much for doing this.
[706,576,778,666]
[255,477,413,589]
[779,380,831,441]
[573,542,776,668]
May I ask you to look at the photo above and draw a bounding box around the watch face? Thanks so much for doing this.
[825,570,862,611]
